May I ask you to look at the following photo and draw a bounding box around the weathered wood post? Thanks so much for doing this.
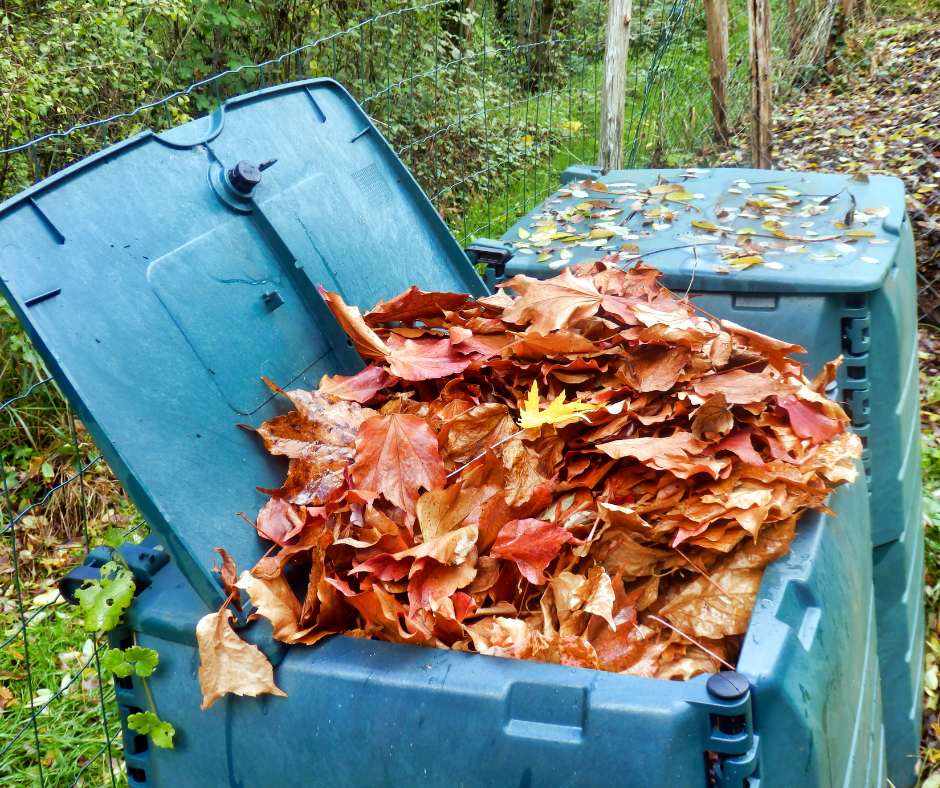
[787,0,801,58]
[704,0,730,145]
[748,0,773,168]
[598,0,633,172]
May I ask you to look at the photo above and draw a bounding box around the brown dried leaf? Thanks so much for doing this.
[197,609,288,710]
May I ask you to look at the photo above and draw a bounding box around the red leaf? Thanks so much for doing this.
[776,395,844,444]
[364,285,469,324]
[384,334,474,381]
[351,413,447,525]
[490,519,574,584]
[407,557,477,616]
[318,365,398,403]
[713,429,766,467]
[349,554,412,582]
[254,498,305,545]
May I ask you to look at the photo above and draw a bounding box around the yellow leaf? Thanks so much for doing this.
[518,228,530,239]
[559,120,583,132]
[691,221,717,230]
[518,382,599,429]
[730,256,764,268]
[537,252,552,262]
[846,230,876,237]
[736,228,757,235]
[834,221,849,230]
[588,228,615,239]
[521,135,534,144]
[668,191,695,201]
[761,220,782,231]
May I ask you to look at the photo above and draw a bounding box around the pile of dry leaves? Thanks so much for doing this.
[196,260,861,706]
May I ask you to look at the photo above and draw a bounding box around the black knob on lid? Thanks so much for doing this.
[706,671,750,700]
[227,160,263,194]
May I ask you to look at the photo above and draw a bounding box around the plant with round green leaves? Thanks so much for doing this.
[74,560,136,633]
[127,711,176,749]
[102,645,160,678]
[74,530,176,747]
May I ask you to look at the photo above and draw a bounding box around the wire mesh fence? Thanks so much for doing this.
[1,0,937,784]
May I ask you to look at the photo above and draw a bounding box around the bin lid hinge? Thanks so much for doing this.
[59,537,170,605]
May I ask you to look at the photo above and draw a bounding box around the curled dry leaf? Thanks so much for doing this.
[196,609,288,710]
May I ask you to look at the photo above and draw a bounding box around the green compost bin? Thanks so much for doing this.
[484,164,924,788]
[0,81,887,788]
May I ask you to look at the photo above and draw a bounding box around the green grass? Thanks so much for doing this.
[0,605,126,788]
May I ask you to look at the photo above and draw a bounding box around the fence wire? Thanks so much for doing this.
[1,0,936,784]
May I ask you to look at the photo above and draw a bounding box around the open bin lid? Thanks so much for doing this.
[499,167,908,293]
[0,78,487,612]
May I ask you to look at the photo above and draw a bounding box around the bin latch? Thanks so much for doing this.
[843,314,871,355]
[691,671,761,787]
[465,240,515,279]
[59,541,170,605]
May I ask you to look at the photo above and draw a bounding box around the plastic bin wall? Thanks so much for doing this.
[491,165,923,787]
[108,478,882,788]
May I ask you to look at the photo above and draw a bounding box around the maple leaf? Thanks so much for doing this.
[776,394,844,444]
[318,286,390,361]
[691,392,735,441]
[407,558,477,616]
[499,269,638,334]
[235,570,301,642]
[253,497,310,547]
[518,382,599,429]
[490,518,573,584]
[596,433,729,479]
[383,334,474,381]
[558,635,599,669]
[659,567,763,640]
[196,609,288,710]
[251,389,372,506]
[364,285,469,324]
[318,365,398,403]
[416,450,505,541]
[351,413,446,524]
[439,403,516,466]
[694,369,799,405]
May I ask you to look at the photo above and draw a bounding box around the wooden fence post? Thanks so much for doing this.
[748,0,773,168]
[787,0,800,57]
[704,0,729,145]
[598,0,633,172]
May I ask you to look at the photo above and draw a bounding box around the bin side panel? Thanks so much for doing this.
[127,631,714,788]
[739,475,880,788]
